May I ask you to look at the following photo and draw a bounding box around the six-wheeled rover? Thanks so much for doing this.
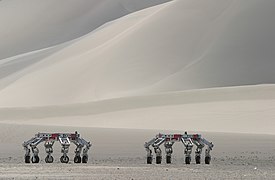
[144,132,214,164]
[23,131,91,163]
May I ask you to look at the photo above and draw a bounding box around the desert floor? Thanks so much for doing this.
[0,123,275,180]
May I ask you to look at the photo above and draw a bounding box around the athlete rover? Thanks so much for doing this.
[144,132,214,164]
[23,131,91,163]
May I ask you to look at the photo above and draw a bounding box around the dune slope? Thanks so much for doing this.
[0,0,274,107]
[0,0,170,60]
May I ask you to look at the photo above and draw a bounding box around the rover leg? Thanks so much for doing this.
[73,138,91,163]
[59,137,70,163]
[205,148,211,164]
[154,147,162,164]
[152,136,165,164]
[82,147,89,163]
[164,141,174,164]
[195,146,202,164]
[74,145,82,163]
[23,137,43,163]
[31,146,40,163]
[195,147,202,164]
[144,139,155,164]
[200,138,213,164]
[44,141,54,163]
[193,140,204,164]
[146,149,153,164]
[24,147,31,163]
[145,141,153,164]
[60,146,70,163]
[182,138,193,164]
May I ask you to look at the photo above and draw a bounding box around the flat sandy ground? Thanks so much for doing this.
[0,123,275,180]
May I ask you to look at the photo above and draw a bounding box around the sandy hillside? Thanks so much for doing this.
[0,0,275,106]
[0,85,275,134]
[0,0,170,60]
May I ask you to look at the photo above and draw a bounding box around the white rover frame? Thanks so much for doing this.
[144,132,214,164]
[23,131,91,163]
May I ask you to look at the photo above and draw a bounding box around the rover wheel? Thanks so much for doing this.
[156,156,162,164]
[25,155,30,163]
[147,156,152,164]
[82,155,88,163]
[205,156,211,164]
[60,155,69,163]
[31,155,40,163]
[74,156,81,163]
[45,155,54,163]
[195,156,201,164]
[166,156,171,164]
[185,156,191,164]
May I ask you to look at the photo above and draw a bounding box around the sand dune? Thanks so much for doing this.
[0,0,275,107]
[0,0,274,133]
[0,0,274,135]
[0,0,170,60]
[0,85,274,134]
